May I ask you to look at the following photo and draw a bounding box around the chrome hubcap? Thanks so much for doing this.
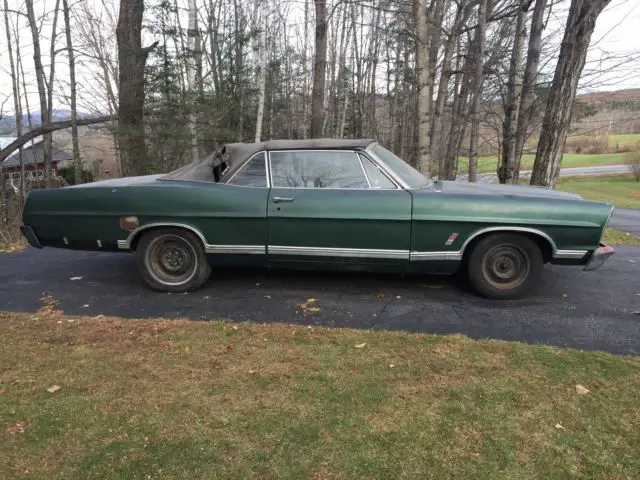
[482,244,530,290]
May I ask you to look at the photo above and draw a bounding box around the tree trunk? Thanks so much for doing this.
[25,0,52,186]
[310,0,327,138]
[530,0,612,187]
[413,0,432,176]
[187,0,201,161]
[514,0,547,181]
[62,0,82,184]
[3,0,25,198]
[255,5,268,142]
[498,1,527,184]
[468,0,488,183]
[116,0,155,176]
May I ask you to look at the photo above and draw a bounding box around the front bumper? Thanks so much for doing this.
[20,225,43,249]
[583,243,615,271]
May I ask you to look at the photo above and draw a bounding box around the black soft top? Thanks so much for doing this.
[159,138,377,183]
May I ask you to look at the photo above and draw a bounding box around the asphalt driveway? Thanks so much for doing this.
[1,246,639,355]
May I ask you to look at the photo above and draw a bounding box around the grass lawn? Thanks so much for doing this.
[459,152,628,175]
[2,308,640,479]
[556,174,640,209]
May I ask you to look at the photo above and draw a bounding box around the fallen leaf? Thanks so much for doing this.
[554,423,565,430]
[248,369,257,374]
[354,343,367,349]
[47,385,61,393]
[225,344,233,352]
[5,422,25,435]
[575,384,590,395]
[69,276,83,281]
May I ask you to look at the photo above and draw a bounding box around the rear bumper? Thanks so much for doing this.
[20,225,43,249]
[583,243,615,271]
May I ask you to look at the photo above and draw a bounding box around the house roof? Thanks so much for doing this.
[2,139,71,167]
[159,138,377,183]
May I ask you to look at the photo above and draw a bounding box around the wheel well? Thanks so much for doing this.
[461,230,554,263]
[129,225,207,252]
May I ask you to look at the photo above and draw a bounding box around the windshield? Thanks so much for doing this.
[368,144,431,189]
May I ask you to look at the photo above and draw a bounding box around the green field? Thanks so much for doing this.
[459,152,627,175]
[556,174,640,209]
[2,310,640,479]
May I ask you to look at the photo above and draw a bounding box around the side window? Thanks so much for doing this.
[227,152,267,187]
[360,155,396,189]
[270,151,369,189]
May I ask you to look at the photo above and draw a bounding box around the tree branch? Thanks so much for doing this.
[0,115,116,163]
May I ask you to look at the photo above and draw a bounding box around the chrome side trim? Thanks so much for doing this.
[206,245,265,255]
[118,223,264,255]
[268,245,409,259]
[410,226,587,262]
[410,251,462,261]
[553,250,589,259]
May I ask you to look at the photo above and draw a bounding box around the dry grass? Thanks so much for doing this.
[1,303,640,479]
[602,228,640,245]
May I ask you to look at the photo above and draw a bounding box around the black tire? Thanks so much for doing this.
[466,233,543,299]
[135,228,212,293]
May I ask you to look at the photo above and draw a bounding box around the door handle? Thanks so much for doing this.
[272,196,295,203]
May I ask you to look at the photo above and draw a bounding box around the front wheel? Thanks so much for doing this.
[136,228,212,293]
[466,233,543,299]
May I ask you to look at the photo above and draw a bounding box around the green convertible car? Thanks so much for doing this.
[20,138,615,299]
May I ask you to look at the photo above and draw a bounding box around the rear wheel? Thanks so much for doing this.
[466,233,543,299]
[136,228,211,293]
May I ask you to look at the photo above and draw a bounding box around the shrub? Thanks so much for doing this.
[626,149,640,182]
[564,134,609,154]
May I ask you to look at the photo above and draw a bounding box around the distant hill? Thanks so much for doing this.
[577,89,640,110]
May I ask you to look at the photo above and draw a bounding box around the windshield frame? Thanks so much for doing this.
[365,143,432,190]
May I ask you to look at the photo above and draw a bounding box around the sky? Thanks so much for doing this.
[1,0,640,117]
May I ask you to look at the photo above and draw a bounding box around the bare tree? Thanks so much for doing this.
[3,0,25,197]
[530,0,613,187]
[310,0,327,138]
[62,0,82,184]
[468,0,488,183]
[255,3,268,142]
[498,0,529,183]
[414,0,432,175]
[25,0,58,187]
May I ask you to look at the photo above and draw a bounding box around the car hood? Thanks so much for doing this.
[436,180,584,200]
